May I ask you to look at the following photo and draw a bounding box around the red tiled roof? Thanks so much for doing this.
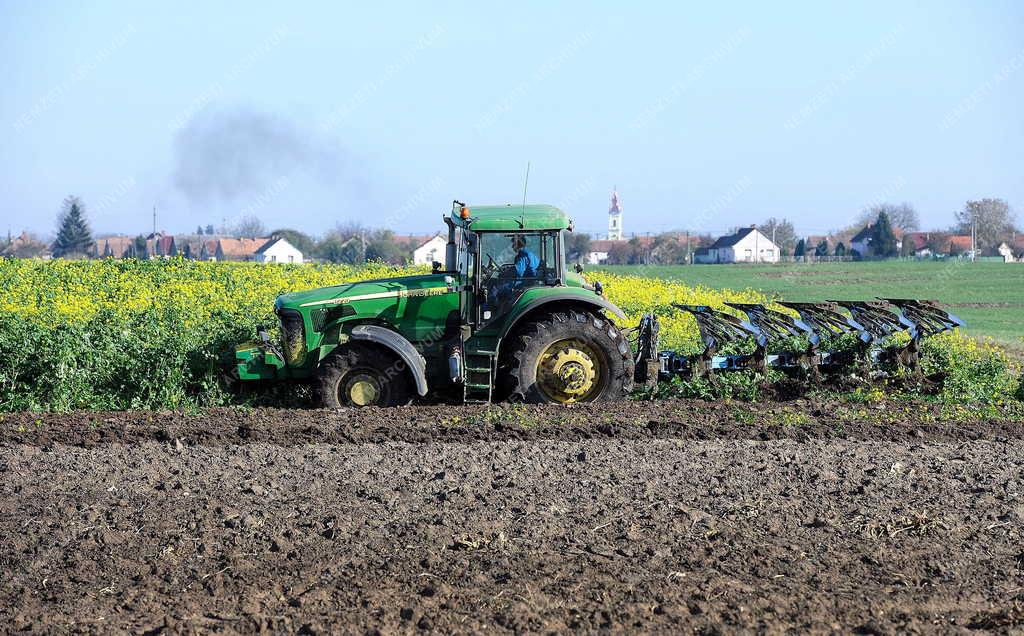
[902,232,930,251]
[392,234,443,249]
[217,238,271,258]
[947,236,973,251]
[101,236,136,257]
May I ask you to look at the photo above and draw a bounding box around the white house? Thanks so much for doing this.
[255,237,304,264]
[412,234,447,266]
[699,227,780,264]
[585,239,613,265]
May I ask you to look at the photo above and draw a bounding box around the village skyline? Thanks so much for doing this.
[4,186,1017,242]
[5,190,1019,265]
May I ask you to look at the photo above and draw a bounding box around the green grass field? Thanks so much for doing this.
[597,261,1024,347]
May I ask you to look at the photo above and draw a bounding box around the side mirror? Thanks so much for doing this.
[574,262,584,274]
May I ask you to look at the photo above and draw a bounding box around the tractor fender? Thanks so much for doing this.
[349,324,429,396]
[498,291,628,344]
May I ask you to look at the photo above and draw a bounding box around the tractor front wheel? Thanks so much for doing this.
[503,311,634,404]
[315,343,413,408]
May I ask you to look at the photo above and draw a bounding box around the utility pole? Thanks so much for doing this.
[971,210,977,263]
[686,230,691,265]
[152,205,157,237]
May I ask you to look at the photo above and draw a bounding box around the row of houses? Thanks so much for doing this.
[584,223,1023,265]
[94,231,457,265]
[93,233,305,263]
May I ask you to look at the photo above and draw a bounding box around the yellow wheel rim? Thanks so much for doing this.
[347,375,380,406]
[536,338,603,403]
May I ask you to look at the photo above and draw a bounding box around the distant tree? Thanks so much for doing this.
[858,202,920,232]
[128,235,148,259]
[900,234,916,258]
[205,224,215,235]
[365,230,406,264]
[954,198,1015,254]
[760,217,798,256]
[229,215,266,238]
[565,232,592,263]
[52,196,94,258]
[814,239,829,258]
[315,236,345,263]
[269,228,315,256]
[793,238,806,259]
[196,225,204,235]
[925,231,952,255]
[833,242,846,257]
[606,241,640,265]
[628,237,647,264]
[649,233,687,264]
[317,235,364,264]
[873,211,898,258]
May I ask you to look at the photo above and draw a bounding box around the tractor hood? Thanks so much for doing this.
[275,274,455,312]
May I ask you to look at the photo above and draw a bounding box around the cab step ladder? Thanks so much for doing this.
[463,350,497,404]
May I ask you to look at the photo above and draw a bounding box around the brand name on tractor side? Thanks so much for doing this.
[299,285,453,307]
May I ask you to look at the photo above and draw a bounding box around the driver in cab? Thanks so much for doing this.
[513,235,539,279]
[490,235,539,308]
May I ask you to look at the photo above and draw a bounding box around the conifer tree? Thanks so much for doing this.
[873,211,898,258]
[52,196,94,257]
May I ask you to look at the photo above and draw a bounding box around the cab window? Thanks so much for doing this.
[477,231,558,317]
[479,231,557,284]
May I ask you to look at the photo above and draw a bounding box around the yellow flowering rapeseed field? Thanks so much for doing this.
[0,258,1018,411]
[0,259,764,346]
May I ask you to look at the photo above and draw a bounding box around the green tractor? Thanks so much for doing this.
[234,201,636,407]
[234,200,967,407]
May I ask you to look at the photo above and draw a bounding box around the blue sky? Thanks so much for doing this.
[1,1,1021,239]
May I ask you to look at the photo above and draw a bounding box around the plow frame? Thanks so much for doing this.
[632,299,965,388]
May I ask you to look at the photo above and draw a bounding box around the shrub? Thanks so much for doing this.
[919,332,1020,406]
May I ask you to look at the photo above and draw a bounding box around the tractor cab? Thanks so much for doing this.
[444,201,573,329]
[437,201,630,404]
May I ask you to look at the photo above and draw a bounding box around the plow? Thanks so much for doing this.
[633,299,964,388]
[232,201,965,407]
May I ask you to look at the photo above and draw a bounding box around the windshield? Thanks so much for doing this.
[479,231,557,282]
[472,230,560,323]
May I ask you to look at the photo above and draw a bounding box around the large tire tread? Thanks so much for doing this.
[314,343,413,408]
[501,310,634,404]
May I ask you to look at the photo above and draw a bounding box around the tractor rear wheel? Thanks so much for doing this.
[315,343,413,408]
[503,310,634,404]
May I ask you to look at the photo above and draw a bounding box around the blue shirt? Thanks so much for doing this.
[514,247,540,278]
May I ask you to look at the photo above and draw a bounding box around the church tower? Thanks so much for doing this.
[608,188,623,240]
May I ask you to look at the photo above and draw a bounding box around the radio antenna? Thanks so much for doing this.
[519,161,530,227]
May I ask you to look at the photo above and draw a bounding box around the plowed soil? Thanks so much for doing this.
[2,399,1023,633]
